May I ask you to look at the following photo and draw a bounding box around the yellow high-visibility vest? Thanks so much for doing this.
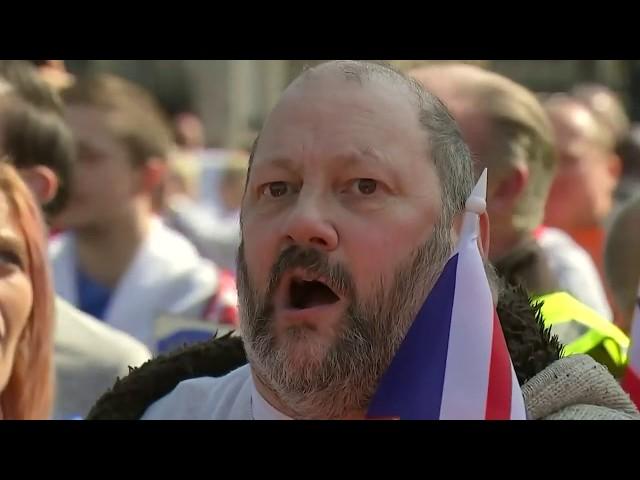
[533,292,629,378]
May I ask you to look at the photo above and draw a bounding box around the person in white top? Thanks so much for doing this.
[410,64,613,320]
[89,61,634,421]
[143,61,482,419]
[142,364,291,420]
[49,74,222,352]
[50,216,218,351]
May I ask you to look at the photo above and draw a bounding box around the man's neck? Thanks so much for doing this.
[75,211,152,289]
[490,228,530,264]
[251,369,367,420]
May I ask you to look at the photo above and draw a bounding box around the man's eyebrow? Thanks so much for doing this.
[252,148,399,178]
[265,157,296,170]
[252,156,297,172]
[338,147,392,168]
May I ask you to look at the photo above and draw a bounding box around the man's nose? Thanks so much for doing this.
[283,195,338,252]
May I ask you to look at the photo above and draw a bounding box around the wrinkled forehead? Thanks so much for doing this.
[251,73,429,175]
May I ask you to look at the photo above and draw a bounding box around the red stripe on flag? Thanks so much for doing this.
[622,368,640,409]
[533,225,547,240]
[485,311,512,419]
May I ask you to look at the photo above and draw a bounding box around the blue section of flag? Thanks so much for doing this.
[157,330,217,354]
[367,254,459,420]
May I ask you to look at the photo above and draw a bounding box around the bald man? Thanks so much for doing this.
[544,97,622,312]
[545,96,621,234]
[570,84,640,208]
[410,64,613,321]
[571,84,630,149]
[88,61,637,420]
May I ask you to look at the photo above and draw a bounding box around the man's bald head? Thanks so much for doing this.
[545,95,615,153]
[571,84,629,148]
[238,60,482,418]
[605,195,640,332]
[543,94,621,230]
[250,60,475,225]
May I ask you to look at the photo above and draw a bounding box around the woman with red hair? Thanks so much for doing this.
[0,161,54,419]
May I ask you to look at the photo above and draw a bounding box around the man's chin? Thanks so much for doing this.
[50,213,86,231]
[276,326,335,368]
[54,215,103,233]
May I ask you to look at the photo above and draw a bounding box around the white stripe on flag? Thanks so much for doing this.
[510,366,527,420]
[439,238,493,419]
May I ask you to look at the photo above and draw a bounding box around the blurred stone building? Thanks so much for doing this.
[66,60,640,149]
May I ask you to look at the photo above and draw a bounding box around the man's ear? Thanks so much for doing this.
[139,157,167,193]
[489,163,529,210]
[607,153,623,184]
[452,211,464,244]
[19,166,59,205]
[451,210,490,258]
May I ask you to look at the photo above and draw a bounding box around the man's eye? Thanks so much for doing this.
[348,179,378,195]
[262,181,291,198]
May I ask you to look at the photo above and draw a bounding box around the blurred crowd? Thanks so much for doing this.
[0,60,638,419]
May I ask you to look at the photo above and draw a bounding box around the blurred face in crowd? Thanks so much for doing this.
[0,190,33,393]
[52,105,143,231]
[544,101,621,230]
[237,67,457,418]
[174,112,205,150]
[411,78,502,238]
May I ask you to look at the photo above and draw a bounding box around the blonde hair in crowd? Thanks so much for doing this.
[409,63,556,234]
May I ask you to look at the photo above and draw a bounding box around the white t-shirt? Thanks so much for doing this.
[537,227,613,321]
[165,200,240,272]
[250,381,292,421]
[49,217,219,351]
[141,364,292,420]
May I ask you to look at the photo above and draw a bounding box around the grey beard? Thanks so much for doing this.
[237,222,454,419]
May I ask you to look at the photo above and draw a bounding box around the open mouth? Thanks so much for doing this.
[288,276,340,310]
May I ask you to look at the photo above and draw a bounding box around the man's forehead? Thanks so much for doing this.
[275,70,415,118]
[254,73,424,159]
[253,146,397,173]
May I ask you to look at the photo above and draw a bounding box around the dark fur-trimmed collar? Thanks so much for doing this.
[87,285,562,420]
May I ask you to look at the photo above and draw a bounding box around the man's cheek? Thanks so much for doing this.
[352,251,394,294]
[245,245,273,291]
